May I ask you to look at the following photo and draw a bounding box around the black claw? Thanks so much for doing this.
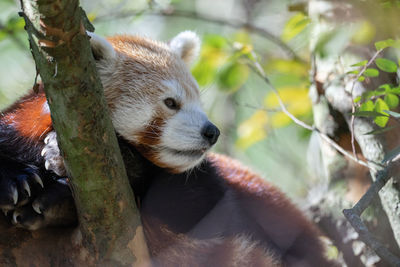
[0,159,47,208]
[10,182,76,230]
[12,211,20,224]
[0,178,18,208]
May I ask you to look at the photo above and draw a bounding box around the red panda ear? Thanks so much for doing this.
[87,31,116,62]
[169,31,200,66]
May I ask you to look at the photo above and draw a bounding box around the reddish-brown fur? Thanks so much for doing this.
[1,32,335,265]
[1,89,334,266]
[2,88,52,140]
[209,154,330,265]
[135,153,334,266]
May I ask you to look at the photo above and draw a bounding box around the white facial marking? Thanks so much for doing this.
[42,102,50,115]
[161,79,185,100]
[111,98,154,144]
[158,101,210,172]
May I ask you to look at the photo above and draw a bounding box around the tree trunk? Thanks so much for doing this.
[3,0,150,265]
[308,0,400,265]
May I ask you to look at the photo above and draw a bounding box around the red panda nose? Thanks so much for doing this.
[201,122,220,146]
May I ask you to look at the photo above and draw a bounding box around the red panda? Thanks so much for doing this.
[0,31,335,266]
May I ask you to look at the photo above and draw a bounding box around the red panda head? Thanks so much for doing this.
[87,31,219,173]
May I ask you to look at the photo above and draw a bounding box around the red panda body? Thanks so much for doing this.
[0,89,333,266]
[0,32,334,266]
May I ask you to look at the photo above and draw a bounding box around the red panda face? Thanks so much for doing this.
[88,31,219,173]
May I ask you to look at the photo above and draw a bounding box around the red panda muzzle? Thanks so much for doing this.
[201,122,220,146]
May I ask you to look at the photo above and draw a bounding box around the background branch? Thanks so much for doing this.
[343,168,400,265]
[94,8,302,61]
[248,47,400,265]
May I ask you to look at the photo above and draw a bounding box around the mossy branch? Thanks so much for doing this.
[19,0,148,265]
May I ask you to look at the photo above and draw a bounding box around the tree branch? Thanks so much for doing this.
[248,51,400,264]
[19,0,148,265]
[247,56,374,171]
[349,49,383,160]
[343,168,400,266]
[94,8,303,62]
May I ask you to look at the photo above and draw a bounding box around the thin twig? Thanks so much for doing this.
[247,54,375,171]
[94,9,303,62]
[349,49,383,160]
[236,101,284,113]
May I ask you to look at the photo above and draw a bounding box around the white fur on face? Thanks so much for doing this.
[111,97,155,144]
[90,32,215,173]
[158,101,210,172]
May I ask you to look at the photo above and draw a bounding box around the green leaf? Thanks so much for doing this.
[374,98,390,127]
[361,90,385,102]
[384,93,399,109]
[352,21,376,45]
[374,39,395,50]
[376,58,398,73]
[363,68,379,77]
[388,86,400,95]
[364,125,398,135]
[358,76,365,82]
[354,96,362,103]
[217,62,249,92]
[191,34,229,86]
[192,61,217,86]
[351,111,387,118]
[346,70,359,75]
[0,31,7,41]
[379,84,392,92]
[383,109,400,118]
[351,60,368,67]
[360,100,375,111]
[203,34,229,49]
[281,13,310,42]
[5,17,25,31]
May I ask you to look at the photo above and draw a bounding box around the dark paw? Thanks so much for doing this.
[11,180,77,230]
[0,159,44,212]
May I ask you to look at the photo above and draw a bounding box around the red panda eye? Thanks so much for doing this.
[164,98,179,110]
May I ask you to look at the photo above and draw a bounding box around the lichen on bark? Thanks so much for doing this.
[15,0,149,265]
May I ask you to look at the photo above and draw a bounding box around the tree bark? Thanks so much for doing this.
[14,0,149,265]
[308,0,400,265]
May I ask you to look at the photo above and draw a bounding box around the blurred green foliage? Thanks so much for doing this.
[0,16,24,41]
[281,12,310,43]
